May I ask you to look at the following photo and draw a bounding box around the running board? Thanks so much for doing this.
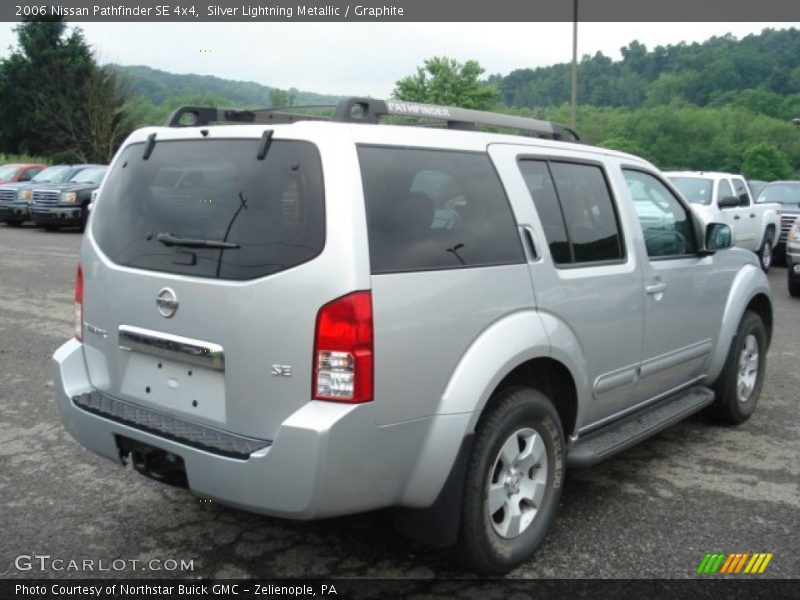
[567,386,715,467]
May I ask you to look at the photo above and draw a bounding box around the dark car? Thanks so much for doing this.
[0,165,92,226]
[30,165,107,231]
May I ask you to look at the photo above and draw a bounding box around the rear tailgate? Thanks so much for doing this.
[79,128,368,441]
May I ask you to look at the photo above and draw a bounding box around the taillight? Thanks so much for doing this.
[313,291,373,403]
[74,264,83,341]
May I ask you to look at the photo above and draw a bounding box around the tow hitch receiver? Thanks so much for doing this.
[115,435,188,489]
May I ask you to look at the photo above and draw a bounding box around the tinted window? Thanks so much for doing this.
[549,162,624,263]
[624,170,697,258]
[93,139,325,280]
[668,177,713,205]
[358,146,523,273]
[518,160,570,263]
[520,160,624,264]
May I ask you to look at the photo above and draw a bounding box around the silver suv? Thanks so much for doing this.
[53,99,772,574]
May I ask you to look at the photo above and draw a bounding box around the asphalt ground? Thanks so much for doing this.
[0,224,798,582]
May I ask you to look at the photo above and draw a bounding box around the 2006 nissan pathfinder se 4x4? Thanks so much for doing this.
[53,98,772,574]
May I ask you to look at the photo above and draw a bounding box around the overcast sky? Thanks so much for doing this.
[0,22,795,97]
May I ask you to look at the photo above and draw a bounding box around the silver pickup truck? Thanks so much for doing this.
[53,99,773,574]
[666,171,780,272]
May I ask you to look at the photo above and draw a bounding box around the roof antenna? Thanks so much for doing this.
[142,133,157,160]
[257,130,274,160]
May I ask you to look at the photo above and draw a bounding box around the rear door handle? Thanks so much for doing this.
[520,225,537,260]
[750,213,756,218]
[646,282,667,295]
[733,215,741,220]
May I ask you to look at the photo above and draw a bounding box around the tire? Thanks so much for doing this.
[707,311,767,424]
[757,236,773,273]
[458,386,565,574]
[4,219,23,227]
[788,269,800,298]
[43,224,60,232]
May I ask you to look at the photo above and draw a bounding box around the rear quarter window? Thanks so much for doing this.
[358,146,524,273]
[92,139,325,280]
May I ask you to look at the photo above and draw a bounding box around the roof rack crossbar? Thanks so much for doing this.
[166,98,580,141]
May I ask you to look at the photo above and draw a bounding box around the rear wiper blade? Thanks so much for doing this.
[155,232,240,249]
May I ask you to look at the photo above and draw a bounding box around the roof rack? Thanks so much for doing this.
[166,97,580,142]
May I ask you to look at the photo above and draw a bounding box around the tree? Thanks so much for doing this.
[741,142,792,180]
[0,18,132,161]
[393,57,498,109]
[269,88,296,107]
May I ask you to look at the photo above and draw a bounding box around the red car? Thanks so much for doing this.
[0,163,47,184]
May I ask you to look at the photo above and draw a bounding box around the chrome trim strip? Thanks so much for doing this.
[638,339,713,379]
[118,325,225,371]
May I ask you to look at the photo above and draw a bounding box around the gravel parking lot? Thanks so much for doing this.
[1,224,798,580]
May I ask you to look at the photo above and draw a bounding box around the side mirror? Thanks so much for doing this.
[718,195,740,208]
[705,222,732,252]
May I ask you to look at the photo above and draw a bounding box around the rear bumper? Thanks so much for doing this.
[53,339,457,519]
[32,205,82,225]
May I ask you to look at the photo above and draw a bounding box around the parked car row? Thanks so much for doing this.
[0,163,107,230]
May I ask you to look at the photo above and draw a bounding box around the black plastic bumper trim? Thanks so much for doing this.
[72,390,271,459]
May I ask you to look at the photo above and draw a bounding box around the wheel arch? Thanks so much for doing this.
[706,265,773,383]
[398,310,586,507]
[746,292,773,348]
[479,357,579,440]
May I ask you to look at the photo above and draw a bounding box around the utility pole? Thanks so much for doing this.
[570,0,579,130]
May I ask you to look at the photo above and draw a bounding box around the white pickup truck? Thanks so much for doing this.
[665,171,780,272]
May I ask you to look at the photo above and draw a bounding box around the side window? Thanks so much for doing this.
[718,179,734,204]
[519,159,624,265]
[732,178,750,206]
[623,169,697,258]
[518,161,570,263]
[20,167,39,181]
[549,162,624,263]
[358,146,524,274]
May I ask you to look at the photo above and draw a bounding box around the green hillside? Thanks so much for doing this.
[492,27,800,117]
[112,64,342,107]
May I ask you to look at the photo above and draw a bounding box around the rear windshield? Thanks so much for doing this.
[92,139,325,280]
[668,177,713,205]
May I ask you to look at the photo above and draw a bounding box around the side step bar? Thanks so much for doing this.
[567,386,715,467]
